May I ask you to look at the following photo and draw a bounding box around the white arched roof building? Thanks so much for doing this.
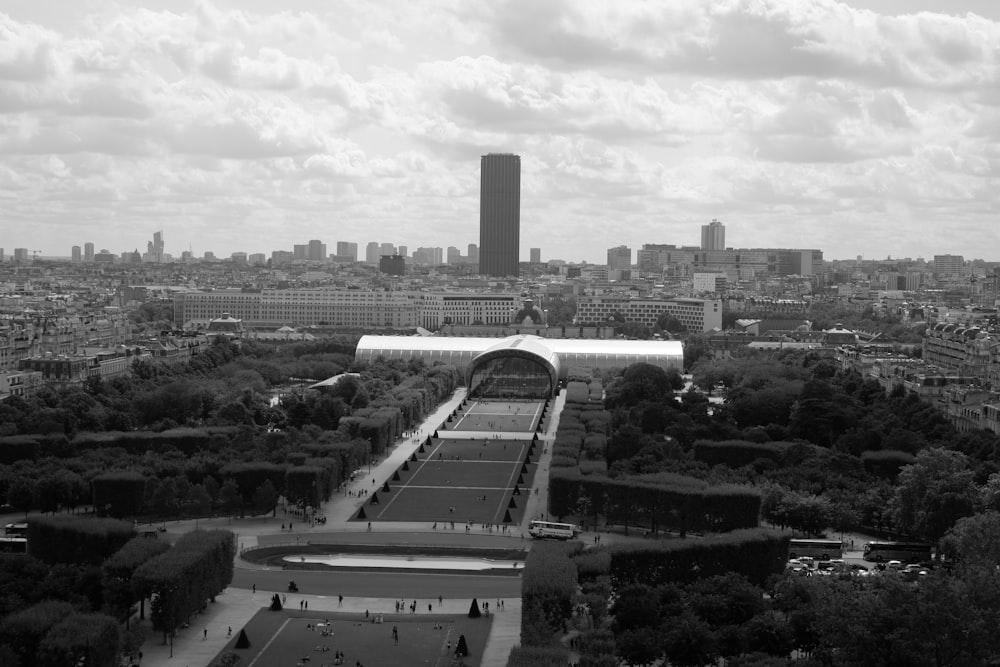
[355,334,684,396]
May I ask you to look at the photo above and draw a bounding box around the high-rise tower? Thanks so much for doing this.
[479,153,521,277]
[701,219,725,250]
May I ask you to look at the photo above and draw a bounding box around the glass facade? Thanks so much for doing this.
[469,355,553,399]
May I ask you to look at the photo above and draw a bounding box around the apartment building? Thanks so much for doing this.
[574,296,722,332]
[173,288,520,330]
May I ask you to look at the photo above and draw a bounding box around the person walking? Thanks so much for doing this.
[203,628,207,640]
[227,626,232,638]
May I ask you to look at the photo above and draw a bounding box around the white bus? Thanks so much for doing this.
[788,538,844,561]
[528,520,579,540]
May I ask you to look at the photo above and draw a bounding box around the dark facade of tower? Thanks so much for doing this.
[479,153,521,277]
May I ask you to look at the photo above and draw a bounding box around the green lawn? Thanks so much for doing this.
[214,609,493,667]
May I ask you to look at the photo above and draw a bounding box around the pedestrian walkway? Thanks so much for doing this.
[140,587,521,667]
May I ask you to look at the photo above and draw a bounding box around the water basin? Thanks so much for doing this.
[283,554,523,571]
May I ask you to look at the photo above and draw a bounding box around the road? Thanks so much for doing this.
[232,566,523,600]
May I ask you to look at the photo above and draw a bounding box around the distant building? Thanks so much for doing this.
[293,244,308,260]
[248,253,266,266]
[530,248,541,264]
[71,246,81,262]
[607,245,632,271]
[336,241,358,261]
[84,242,95,262]
[479,153,521,277]
[307,240,327,262]
[94,249,116,263]
[693,273,727,293]
[147,231,164,263]
[933,254,965,278]
[379,254,406,276]
[365,242,379,264]
[468,244,479,265]
[380,242,396,257]
[447,246,461,264]
[13,248,29,263]
[701,219,725,250]
[575,295,722,332]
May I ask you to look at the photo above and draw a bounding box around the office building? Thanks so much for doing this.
[203,251,216,261]
[336,242,358,262]
[271,250,293,267]
[530,248,541,264]
[607,245,632,270]
[447,247,461,264]
[701,219,725,250]
[933,255,965,278]
[468,244,479,265]
[479,153,521,277]
[365,242,380,264]
[71,246,82,262]
[307,240,327,262]
[380,242,396,257]
[398,246,408,260]
[293,244,308,260]
[84,242,95,262]
[379,254,406,276]
[147,231,164,263]
[13,248,29,263]
[248,253,266,266]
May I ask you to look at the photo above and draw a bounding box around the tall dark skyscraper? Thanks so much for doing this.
[479,153,520,277]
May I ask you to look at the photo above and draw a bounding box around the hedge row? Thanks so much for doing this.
[607,528,789,587]
[521,541,581,647]
[549,470,761,536]
[27,515,136,565]
[133,529,236,634]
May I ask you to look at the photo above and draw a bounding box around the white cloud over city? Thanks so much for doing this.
[2,0,999,262]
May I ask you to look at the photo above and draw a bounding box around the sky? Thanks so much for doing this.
[2,0,1000,264]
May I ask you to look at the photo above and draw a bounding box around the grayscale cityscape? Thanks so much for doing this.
[2,2,1000,667]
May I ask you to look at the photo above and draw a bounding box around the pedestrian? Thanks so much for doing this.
[203,628,207,640]
[252,584,256,594]
[282,594,287,605]
[227,626,232,638]
[305,600,308,610]
[339,594,343,606]
[300,600,304,610]
[439,595,443,605]
[428,603,432,612]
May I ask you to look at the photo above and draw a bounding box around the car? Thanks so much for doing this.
[796,556,816,567]
[885,560,904,570]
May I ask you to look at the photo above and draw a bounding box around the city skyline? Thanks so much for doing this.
[4,0,1000,263]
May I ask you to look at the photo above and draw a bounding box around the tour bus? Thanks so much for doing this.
[0,536,27,553]
[863,541,933,563]
[788,538,844,561]
[528,520,579,540]
[3,522,27,538]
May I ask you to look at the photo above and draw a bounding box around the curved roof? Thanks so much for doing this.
[468,335,560,390]
[355,334,684,379]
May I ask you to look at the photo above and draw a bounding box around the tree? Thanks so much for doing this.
[218,479,242,517]
[941,511,1000,568]
[252,480,278,516]
[894,447,978,546]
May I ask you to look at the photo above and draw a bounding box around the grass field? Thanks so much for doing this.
[215,609,492,667]
[446,400,545,433]
[353,398,545,525]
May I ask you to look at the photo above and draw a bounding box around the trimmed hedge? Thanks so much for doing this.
[506,646,569,667]
[608,528,789,587]
[27,515,136,565]
[549,470,760,536]
[521,541,581,647]
[92,471,147,518]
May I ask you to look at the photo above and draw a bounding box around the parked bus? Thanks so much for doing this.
[528,520,579,540]
[788,538,843,560]
[3,522,27,538]
[0,536,27,553]
[863,541,933,563]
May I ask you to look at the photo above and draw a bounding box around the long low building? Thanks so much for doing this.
[355,334,684,397]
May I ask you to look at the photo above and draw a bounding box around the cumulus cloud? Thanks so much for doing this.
[0,0,999,261]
